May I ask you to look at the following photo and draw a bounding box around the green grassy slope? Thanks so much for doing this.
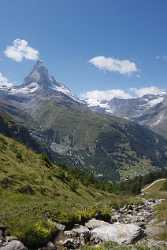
[0,132,140,248]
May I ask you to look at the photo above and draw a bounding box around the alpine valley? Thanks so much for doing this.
[0,60,167,180]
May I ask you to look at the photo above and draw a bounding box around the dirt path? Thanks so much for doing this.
[141,178,166,192]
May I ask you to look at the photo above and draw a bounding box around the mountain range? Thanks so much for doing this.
[85,90,167,139]
[0,60,167,180]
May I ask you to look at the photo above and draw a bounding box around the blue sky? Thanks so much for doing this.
[0,0,167,97]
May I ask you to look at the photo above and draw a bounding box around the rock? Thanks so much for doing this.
[72,225,89,235]
[64,231,77,238]
[55,223,65,231]
[91,223,144,245]
[63,238,80,249]
[0,240,27,250]
[5,237,18,242]
[39,242,56,250]
[85,219,110,230]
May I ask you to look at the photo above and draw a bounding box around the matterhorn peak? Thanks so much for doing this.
[23,60,52,88]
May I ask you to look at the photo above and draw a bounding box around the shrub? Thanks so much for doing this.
[21,220,57,249]
[41,153,52,167]
[16,151,23,161]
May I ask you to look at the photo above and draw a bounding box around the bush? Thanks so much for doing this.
[41,153,52,167]
[16,151,23,161]
[21,220,57,249]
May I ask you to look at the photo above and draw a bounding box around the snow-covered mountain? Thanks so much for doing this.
[84,91,166,118]
[0,73,13,91]
[84,90,167,138]
[1,60,167,139]
[0,60,80,103]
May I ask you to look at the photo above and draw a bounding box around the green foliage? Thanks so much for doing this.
[21,220,57,249]
[41,153,52,167]
[16,150,23,161]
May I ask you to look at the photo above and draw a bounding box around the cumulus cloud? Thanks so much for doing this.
[89,56,138,75]
[4,39,39,62]
[82,86,165,107]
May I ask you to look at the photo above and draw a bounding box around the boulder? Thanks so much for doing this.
[85,219,110,230]
[55,223,65,231]
[0,240,27,250]
[91,223,144,245]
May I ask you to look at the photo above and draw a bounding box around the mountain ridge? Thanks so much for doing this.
[84,90,167,138]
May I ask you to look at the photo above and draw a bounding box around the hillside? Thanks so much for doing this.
[0,131,139,249]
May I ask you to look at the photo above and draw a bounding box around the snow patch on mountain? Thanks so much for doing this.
[151,113,165,127]
[0,73,13,90]
[146,97,164,108]
[10,82,39,95]
[82,89,131,107]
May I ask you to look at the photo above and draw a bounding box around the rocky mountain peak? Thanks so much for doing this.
[23,60,55,89]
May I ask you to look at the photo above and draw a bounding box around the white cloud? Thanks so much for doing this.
[82,86,166,107]
[131,86,165,97]
[89,56,138,75]
[4,39,39,62]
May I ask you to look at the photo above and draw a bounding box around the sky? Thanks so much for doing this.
[0,0,167,100]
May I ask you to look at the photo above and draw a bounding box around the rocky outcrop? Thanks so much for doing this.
[91,223,144,244]
[55,199,164,249]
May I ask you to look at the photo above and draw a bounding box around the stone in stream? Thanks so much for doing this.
[91,223,144,245]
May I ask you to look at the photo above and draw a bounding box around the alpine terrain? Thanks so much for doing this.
[84,91,167,139]
[0,61,167,180]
